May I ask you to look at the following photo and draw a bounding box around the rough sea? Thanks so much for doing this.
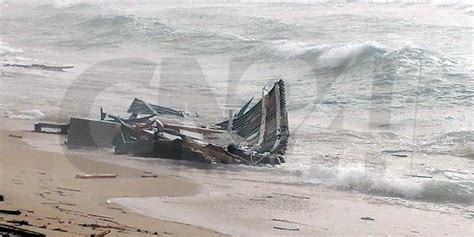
[1,0,473,211]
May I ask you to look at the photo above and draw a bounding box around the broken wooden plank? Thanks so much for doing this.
[92,229,111,237]
[51,227,68,232]
[8,134,22,138]
[0,209,21,215]
[79,223,127,231]
[57,187,81,192]
[6,220,30,226]
[3,63,73,71]
[41,202,77,206]
[273,226,299,231]
[87,213,114,220]
[271,218,315,228]
[34,122,69,134]
[75,174,117,179]
[272,193,311,200]
[141,174,158,178]
[164,123,225,135]
[0,223,46,237]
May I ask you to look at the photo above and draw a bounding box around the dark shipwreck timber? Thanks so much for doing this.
[65,80,289,166]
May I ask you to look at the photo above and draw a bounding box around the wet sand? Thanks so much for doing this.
[1,118,473,236]
[0,118,227,236]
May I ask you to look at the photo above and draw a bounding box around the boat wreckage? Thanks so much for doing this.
[55,80,289,165]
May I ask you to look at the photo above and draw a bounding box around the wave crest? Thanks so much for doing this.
[0,41,23,56]
[307,164,474,204]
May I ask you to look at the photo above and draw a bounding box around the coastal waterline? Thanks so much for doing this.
[1,0,472,211]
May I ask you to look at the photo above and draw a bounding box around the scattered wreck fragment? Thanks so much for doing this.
[0,224,46,237]
[63,80,289,165]
[34,122,69,134]
[3,63,73,72]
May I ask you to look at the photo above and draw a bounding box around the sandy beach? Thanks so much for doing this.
[1,118,472,236]
[0,118,227,236]
[1,1,473,236]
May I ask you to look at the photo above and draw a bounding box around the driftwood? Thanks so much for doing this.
[6,220,30,226]
[361,216,375,221]
[0,223,45,237]
[41,202,77,206]
[79,223,127,231]
[0,209,21,215]
[3,63,73,71]
[8,134,22,139]
[141,174,158,178]
[272,193,311,200]
[92,229,111,237]
[75,174,117,179]
[57,187,82,192]
[273,226,300,231]
[51,228,68,232]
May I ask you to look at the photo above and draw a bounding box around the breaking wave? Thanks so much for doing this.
[422,131,474,159]
[1,109,45,120]
[306,164,474,204]
[259,40,386,61]
[0,41,23,56]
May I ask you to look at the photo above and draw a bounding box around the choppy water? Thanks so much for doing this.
[1,1,473,206]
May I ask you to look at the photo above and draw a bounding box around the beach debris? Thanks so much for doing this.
[41,202,77,206]
[8,134,23,138]
[141,174,158,178]
[361,216,375,221]
[249,198,267,202]
[51,227,68,232]
[3,63,73,71]
[92,229,111,237]
[273,226,300,231]
[0,223,46,237]
[34,122,69,134]
[105,206,124,211]
[127,98,187,117]
[6,220,30,226]
[271,218,315,228]
[75,174,118,179]
[272,193,311,200]
[87,213,114,220]
[57,187,82,192]
[390,154,408,157]
[0,194,4,202]
[79,223,127,231]
[0,209,21,215]
[404,174,433,179]
[63,80,289,166]
[67,118,121,148]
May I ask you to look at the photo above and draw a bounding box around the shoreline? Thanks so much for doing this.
[0,118,227,236]
[1,118,473,236]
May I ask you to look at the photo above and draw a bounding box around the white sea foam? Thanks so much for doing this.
[0,41,23,56]
[2,109,45,120]
[264,40,386,61]
[306,164,474,204]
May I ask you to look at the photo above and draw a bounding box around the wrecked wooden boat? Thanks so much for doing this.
[66,80,289,166]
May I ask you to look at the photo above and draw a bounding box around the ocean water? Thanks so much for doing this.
[1,0,473,208]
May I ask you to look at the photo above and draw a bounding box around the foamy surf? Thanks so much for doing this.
[0,41,23,56]
[305,164,474,204]
[1,109,46,120]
